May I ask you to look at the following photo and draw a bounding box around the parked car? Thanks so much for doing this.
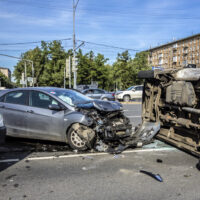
[82,88,115,101]
[138,67,200,156]
[0,87,132,151]
[115,85,143,102]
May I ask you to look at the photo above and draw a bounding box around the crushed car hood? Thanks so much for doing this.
[76,100,122,112]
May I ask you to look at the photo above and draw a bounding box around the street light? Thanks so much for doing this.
[72,0,80,89]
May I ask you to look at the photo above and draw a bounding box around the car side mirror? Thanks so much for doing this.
[48,104,63,111]
[132,89,135,91]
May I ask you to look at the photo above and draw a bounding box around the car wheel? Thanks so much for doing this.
[67,127,88,151]
[123,95,130,102]
[102,97,108,101]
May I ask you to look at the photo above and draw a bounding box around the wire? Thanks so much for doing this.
[0,38,72,46]
[77,40,139,52]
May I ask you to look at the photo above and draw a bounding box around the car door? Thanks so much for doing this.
[83,89,94,99]
[1,90,29,137]
[132,86,143,99]
[26,90,65,141]
[93,89,105,99]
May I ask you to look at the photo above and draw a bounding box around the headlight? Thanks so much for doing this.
[0,114,4,127]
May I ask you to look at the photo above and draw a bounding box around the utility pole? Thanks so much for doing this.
[24,61,27,87]
[64,61,66,88]
[73,0,79,89]
[65,56,71,89]
[68,56,71,88]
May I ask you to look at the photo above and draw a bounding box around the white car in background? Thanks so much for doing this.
[115,85,143,102]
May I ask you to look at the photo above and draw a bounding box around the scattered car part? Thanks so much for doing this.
[156,159,163,163]
[140,170,163,182]
[196,159,200,171]
[138,67,200,156]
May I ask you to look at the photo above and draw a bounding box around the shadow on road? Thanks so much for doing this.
[0,136,70,172]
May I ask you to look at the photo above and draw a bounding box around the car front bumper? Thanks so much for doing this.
[0,126,6,144]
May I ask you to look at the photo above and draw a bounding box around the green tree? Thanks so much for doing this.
[129,51,150,85]
[0,72,14,88]
[77,50,111,90]
[113,51,132,90]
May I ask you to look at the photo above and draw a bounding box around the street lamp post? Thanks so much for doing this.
[72,0,79,89]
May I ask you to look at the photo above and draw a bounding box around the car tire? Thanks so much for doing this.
[67,126,88,151]
[102,97,108,101]
[123,95,131,102]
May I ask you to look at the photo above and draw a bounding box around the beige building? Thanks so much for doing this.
[147,33,200,69]
[0,67,11,80]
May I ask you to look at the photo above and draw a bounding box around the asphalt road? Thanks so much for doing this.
[0,103,200,200]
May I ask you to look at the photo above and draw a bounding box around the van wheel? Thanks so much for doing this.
[67,127,87,151]
[123,95,130,102]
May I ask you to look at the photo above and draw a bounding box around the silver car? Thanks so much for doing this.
[82,88,115,101]
[0,87,132,151]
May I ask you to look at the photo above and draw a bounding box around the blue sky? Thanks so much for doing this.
[0,0,200,72]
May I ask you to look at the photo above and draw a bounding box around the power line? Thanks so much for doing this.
[0,38,72,46]
[77,40,139,52]
[0,38,139,52]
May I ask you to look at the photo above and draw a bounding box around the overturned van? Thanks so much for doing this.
[138,67,200,156]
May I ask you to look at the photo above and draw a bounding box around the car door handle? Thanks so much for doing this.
[27,110,34,113]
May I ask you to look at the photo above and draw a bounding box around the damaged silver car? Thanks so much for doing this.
[0,87,160,153]
[0,88,132,151]
[138,67,200,156]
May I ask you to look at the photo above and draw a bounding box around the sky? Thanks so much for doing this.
[0,0,200,72]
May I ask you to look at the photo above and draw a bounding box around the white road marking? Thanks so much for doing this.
[0,159,19,163]
[26,147,175,161]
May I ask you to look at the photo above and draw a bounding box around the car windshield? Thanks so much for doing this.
[127,86,134,91]
[48,89,92,107]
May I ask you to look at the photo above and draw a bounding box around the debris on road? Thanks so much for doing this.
[140,170,163,182]
[156,159,163,163]
[196,159,200,171]
[81,155,94,160]
[5,174,17,180]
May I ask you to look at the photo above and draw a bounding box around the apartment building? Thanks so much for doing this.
[147,33,200,69]
[0,67,11,80]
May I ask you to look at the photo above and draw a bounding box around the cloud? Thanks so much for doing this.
[0,10,72,27]
[0,12,17,19]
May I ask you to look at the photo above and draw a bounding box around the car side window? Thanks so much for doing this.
[84,90,93,94]
[135,87,143,91]
[30,91,59,109]
[0,95,5,102]
[94,89,105,94]
[137,86,143,91]
[5,91,29,105]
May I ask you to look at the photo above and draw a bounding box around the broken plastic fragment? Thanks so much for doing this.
[107,144,127,154]
[140,170,163,182]
[156,159,163,163]
[196,159,200,171]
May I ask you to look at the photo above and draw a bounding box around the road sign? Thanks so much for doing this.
[66,58,70,78]
[72,57,78,72]
[27,77,33,82]
[20,80,26,85]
